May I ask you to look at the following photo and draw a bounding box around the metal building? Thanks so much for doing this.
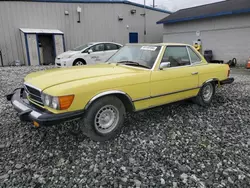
[157,0,250,65]
[0,0,170,66]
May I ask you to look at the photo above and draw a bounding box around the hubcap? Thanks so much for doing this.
[94,105,119,134]
[202,84,213,102]
[75,61,84,66]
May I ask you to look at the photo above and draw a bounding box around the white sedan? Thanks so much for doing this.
[55,42,122,67]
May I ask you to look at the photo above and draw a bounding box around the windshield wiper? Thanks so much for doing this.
[117,61,150,69]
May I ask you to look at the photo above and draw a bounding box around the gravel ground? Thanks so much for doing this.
[0,66,250,188]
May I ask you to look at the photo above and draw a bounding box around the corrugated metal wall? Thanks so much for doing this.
[0,1,168,66]
[162,13,250,65]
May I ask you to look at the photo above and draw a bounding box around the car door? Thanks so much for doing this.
[104,43,121,61]
[150,45,199,107]
[186,46,209,87]
[87,43,105,63]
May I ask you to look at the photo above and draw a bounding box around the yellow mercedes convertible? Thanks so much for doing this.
[7,43,234,141]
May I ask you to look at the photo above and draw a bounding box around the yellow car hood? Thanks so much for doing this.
[24,63,145,90]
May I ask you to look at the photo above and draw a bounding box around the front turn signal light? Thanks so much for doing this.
[58,95,74,110]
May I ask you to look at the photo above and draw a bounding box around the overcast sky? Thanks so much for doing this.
[130,0,225,12]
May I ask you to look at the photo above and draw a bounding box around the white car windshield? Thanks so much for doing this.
[107,45,161,69]
[71,43,93,51]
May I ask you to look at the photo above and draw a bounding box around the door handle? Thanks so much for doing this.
[191,72,199,75]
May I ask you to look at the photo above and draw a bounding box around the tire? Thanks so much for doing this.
[194,82,215,106]
[232,58,237,67]
[73,59,86,66]
[80,96,125,142]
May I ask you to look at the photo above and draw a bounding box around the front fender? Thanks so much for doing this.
[84,90,135,111]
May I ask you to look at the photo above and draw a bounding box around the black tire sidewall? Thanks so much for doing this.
[197,82,215,106]
[73,59,85,66]
[81,96,125,141]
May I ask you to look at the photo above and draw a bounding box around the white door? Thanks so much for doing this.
[27,34,39,66]
[54,34,64,57]
[87,43,106,63]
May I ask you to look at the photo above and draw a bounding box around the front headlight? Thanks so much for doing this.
[44,95,52,106]
[42,93,74,110]
[52,97,59,109]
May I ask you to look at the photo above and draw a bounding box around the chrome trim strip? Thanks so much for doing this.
[192,61,203,65]
[152,87,200,98]
[13,100,42,118]
[205,78,219,84]
[24,83,44,105]
[133,87,200,102]
[186,46,192,63]
[13,100,29,111]
[133,96,151,102]
[158,62,206,70]
[24,87,41,98]
[28,97,44,105]
[24,82,42,92]
[31,111,42,119]
[160,64,192,70]
[85,90,135,110]
[151,46,164,70]
[118,64,151,71]
[136,96,197,112]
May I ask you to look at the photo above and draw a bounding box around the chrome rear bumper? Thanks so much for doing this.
[220,77,234,85]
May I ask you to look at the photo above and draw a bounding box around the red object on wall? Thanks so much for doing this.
[246,58,250,69]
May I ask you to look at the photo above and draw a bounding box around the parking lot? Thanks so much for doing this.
[0,66,250,187]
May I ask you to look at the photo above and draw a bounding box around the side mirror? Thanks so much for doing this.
[88,49,93,54]
[160,62,171,70]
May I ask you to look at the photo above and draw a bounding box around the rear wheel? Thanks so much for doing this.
[80,96,125,141]
[194,82,215,106]
[73,59,86,66]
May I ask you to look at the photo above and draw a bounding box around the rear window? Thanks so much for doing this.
[187,47,201,63]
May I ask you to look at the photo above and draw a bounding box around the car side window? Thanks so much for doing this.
[105,43,119,51]
[161,46,190,67]
[187,47,201,63]
[82,47,90,53]
[116,45,122,49]
[90,44,104,52]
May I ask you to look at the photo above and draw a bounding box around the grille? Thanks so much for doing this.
[24,84,44,106]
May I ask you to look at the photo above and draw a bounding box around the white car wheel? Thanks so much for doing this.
[75,61,84,66]
[194,82,215,106]
[73,59,86,66]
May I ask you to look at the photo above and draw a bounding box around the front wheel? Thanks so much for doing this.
[80,96,125,141]
[194,82,215,106]
[73,59,86,66]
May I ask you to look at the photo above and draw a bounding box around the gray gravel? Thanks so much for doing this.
[0,66,250,188]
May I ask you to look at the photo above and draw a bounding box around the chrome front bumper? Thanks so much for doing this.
[6,88,84,126]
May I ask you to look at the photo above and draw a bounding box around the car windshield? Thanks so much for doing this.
[71,43,93,51]
[107,45,162,69]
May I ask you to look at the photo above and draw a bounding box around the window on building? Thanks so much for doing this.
[187,47,201,63]
[161,46,190,67]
